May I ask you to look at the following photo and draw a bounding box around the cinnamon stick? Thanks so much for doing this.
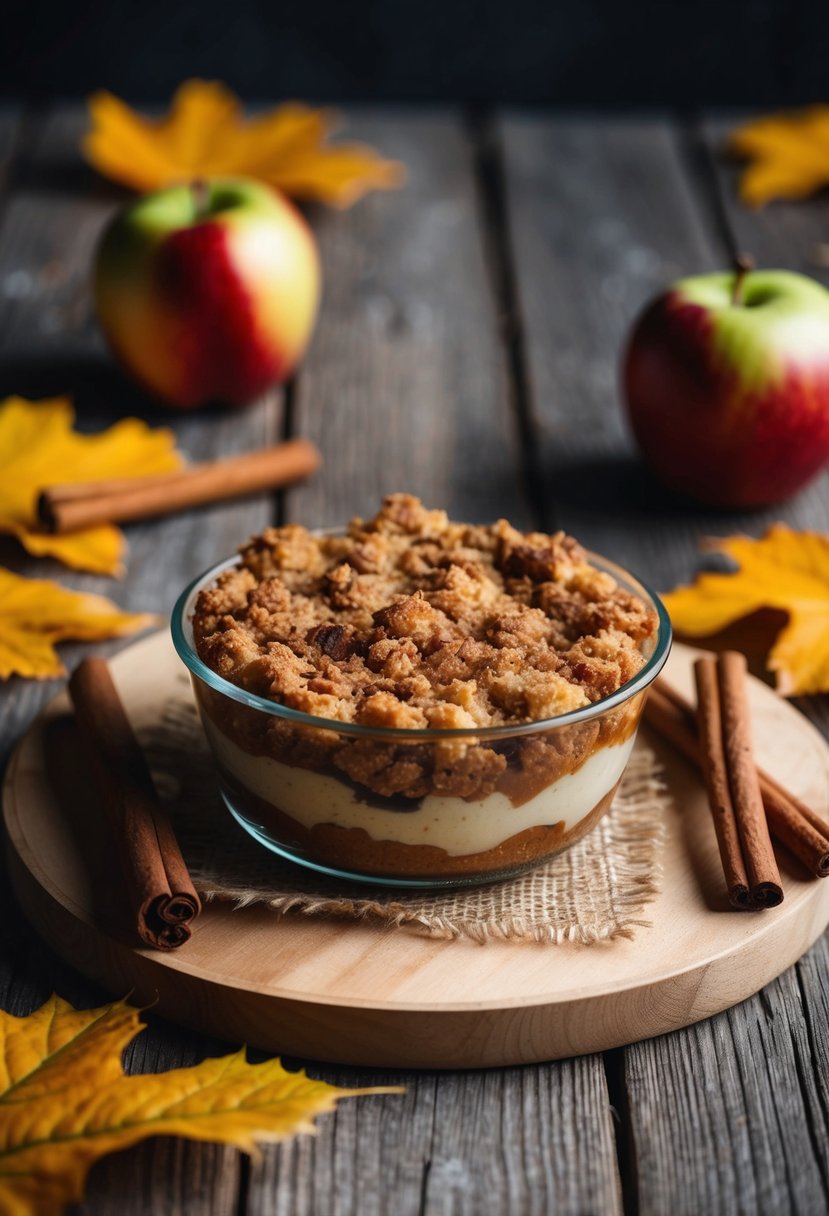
[38,438,321,533]
[68,657,201,950]
[715,652,783,907]
[693,657,751,908]
[758,777,829,880]
[759,770,829,875]
[644,682,829,881]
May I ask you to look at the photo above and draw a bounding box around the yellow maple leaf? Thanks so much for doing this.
[662,524,829,695]
[0,995,398,1215]
[0,395,181,575]
[0,567,155,679]
[84,80,406,208]
[728,105,829,207]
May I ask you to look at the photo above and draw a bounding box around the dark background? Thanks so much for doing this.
[4,0,828,105]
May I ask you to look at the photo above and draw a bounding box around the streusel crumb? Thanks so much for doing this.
[194,494,657,730]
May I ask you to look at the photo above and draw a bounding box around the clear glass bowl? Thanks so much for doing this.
[172,550,671,889]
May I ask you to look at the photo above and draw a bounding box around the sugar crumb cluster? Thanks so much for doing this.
[194,494,657,731]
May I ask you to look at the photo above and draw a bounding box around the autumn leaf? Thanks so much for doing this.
[0,995,398,1216]
[0,395,181,575]
[662,524,829,695]
[727,105,829,207]
[84,80,406,208]
[0,567,155,679]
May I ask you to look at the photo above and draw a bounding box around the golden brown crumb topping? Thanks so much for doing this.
[193,494,657,730]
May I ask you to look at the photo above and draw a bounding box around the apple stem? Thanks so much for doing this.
[731,253,755,306]
[191,179,209,221]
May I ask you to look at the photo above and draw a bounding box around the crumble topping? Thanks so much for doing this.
[193,494,657,731]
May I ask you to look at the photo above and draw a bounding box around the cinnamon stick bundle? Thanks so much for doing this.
[644,674,829,901]
[69,658,200,950]
[38,438,320,533]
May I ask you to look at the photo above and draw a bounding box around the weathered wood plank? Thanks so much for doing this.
[420,1061,620,1216]
[284,110,528,529]
[625,959,829,1216]
[794,931,829,1149]
[248,1070,434,1216]
[249,1057,621,1216]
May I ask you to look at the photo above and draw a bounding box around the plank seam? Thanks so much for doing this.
[235,1150,251,1216]
[274,377,294,526]
[793,959,829,1193]
[602,1046,637,1216]
[417,1156,432,1216]
[418,1075,440,1216]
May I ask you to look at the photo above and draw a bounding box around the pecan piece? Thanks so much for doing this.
[307,622,356,661]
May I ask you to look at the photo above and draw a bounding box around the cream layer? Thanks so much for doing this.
[202,716,636,857]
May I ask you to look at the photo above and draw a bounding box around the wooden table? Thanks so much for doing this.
[1,105,828,1215]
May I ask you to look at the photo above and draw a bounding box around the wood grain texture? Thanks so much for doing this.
[625,958,829,1216]
[255,1060,621,1216]
[246,1071,434,1216]
[284,110,528,531]
[421,1060,621,1216]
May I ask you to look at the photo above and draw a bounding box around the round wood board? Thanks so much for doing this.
[5,633,829,1070]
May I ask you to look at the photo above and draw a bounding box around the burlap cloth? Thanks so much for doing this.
[141,696,671,945]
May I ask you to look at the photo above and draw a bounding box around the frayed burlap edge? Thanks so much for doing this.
[144,698,670,946]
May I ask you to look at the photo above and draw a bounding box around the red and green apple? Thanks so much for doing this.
[623,264,829,507]
[94,178,320,409]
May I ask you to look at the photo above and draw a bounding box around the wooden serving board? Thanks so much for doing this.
[5,633,829,1070]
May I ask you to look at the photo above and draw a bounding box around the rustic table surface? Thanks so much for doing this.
[1,105,828,1216]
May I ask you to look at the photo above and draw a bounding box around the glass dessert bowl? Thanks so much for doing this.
[172,496,671,889]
